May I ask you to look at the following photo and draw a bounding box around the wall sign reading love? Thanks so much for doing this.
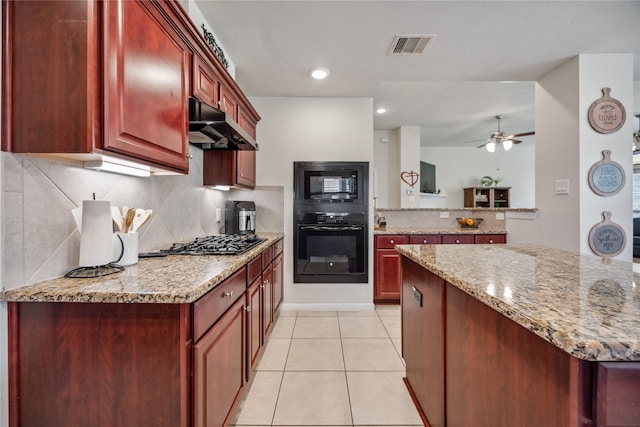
[401,170,419,188]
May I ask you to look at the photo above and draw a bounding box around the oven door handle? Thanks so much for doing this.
[299,225,363,232]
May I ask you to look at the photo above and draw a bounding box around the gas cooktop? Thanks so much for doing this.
[167,234,266,256]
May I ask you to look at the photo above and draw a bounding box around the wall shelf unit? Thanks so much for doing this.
[464,187,511,208]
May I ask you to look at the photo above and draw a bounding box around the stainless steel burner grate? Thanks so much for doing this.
[167,234,266,256]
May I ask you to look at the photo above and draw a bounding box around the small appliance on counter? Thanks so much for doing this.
[225,200,256,235]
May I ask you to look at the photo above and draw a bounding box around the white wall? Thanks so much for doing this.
[532,54,634,257]
[249,96,374,310]
[420,146,535,208]
[373,130,400,209]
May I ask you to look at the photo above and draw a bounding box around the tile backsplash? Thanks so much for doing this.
[2,148,284,289]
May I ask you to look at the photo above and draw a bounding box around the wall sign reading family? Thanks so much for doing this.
[587,87,626,134]
[588,150,625,196]
[588,211,626,259]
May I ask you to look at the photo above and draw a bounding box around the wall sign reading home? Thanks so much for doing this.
[588,150,625,196]
[587,87,626,134]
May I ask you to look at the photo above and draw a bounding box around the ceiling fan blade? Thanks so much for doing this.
[476,142,488,148]
[508,139,523,144]
[507,131,535,138]
[463,139,487,144]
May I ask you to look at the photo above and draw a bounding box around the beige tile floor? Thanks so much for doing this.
[230,305,423,427]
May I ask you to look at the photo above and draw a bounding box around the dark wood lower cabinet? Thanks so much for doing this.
[246,275,263,381]
[401,255,640,426]
[193,297,246,427]
[8,302,191,427]
[401,258,445,427]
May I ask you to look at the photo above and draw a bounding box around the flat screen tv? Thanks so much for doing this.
[420,161,436,193]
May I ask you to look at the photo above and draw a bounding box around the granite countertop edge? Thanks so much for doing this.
[0,233,285,305]
[395,243,640,362]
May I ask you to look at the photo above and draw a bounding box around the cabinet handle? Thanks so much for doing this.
[422,240,427,244]
[389,239,395,244]
[489,239,494,244]
[224,291,234,298]
[260,284,265,289]
[455,239,461,244]
[186,152,194,159]
[244,306,251,312]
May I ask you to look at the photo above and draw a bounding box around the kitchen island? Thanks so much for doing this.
[1,233,284,427]
[396,243,640,427]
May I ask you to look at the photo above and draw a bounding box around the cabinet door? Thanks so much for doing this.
[375,249,403,302]
[246,276,262,382]
[402,257,445,427]
[236,151,256,188]
[272,252,284,312]
[192,54,220,108]
[193,297,246,427]
[262,266,274,338]
[220,85,239,120]
[103,0,190,173]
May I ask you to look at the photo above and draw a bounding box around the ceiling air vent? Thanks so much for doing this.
[388,34,435,55]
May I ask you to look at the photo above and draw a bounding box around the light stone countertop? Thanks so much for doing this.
[375,227,506,235]
[0,233,284,304]
[396,243,640,361]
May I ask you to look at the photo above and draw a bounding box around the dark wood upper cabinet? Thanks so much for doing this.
[3,0,261,178]
[2,0,191,173]
[103,0,190,172]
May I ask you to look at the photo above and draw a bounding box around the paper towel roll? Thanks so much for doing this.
[79,200,114,267]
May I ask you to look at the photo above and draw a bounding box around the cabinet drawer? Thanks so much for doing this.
[475,234,506,244]
[376,235,409,249]
[193,268,246,342]
[441,234,474,244]
[262,245,274,268]
[273,238,284,256]
[247,256,262,285]
[409,235,441,244]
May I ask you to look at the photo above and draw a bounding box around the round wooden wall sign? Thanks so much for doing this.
[588,211,626,259]
[588,150,625,196]
[588,87,626,134]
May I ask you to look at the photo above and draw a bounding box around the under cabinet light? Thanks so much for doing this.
[84,156,151,177]
[211,185,230,191]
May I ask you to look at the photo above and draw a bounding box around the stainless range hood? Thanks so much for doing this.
[188,98,258,151]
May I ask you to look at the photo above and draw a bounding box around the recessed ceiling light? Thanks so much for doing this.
[310,67,330,79]
[376,108,386,114]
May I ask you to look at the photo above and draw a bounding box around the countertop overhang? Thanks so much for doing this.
[0,233,284,304]
[396,243,640,362]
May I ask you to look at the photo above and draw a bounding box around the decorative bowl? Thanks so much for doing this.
[457,217,483,228]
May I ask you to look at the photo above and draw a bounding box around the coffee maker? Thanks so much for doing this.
[225,200,256,235]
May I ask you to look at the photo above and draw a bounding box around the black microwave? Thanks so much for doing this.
[294,161,368,205]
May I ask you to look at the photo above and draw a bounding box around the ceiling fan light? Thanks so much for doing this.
[503,140,513,151]
[486,142,496,153]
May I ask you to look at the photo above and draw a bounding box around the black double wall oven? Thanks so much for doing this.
[293,161,369,283]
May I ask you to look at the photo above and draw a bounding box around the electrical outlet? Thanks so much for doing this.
[439,211,450,218]
[496,212,505,220]
[216,208,221,223]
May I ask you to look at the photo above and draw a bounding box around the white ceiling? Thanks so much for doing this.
[193,0,640,148]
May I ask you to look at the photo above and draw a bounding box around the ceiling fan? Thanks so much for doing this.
[465,115,534,152]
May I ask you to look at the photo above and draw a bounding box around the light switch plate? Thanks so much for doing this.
[555,179,570,195]
[440,211,450,218]
[496,212,505,220]
[216,208,222,222]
